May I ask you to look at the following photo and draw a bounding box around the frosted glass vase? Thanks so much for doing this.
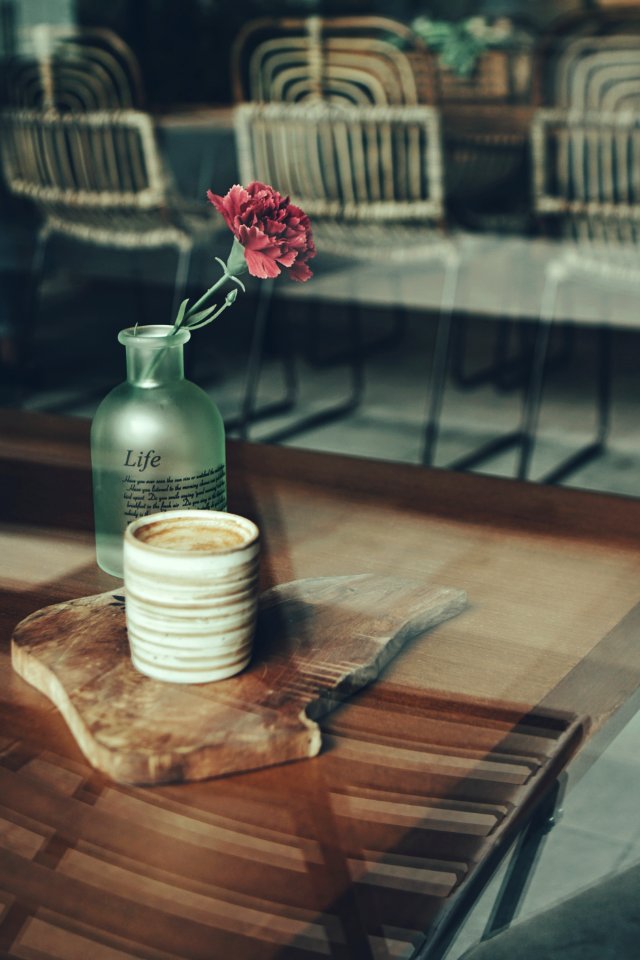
[91,325,227,578]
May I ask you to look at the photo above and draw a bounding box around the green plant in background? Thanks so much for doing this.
[407,16,526,77]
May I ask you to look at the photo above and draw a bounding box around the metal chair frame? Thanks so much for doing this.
[514,104,640,482]
[233,100,459,448]
[417,775,567,960]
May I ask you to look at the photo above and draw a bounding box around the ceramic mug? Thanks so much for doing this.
[123,509,260,683]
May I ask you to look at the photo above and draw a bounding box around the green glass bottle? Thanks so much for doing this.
[91,325,226,578]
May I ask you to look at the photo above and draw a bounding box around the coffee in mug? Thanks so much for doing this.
[124,510,260,683]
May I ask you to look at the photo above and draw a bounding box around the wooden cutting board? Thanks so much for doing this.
[11,575,467,785]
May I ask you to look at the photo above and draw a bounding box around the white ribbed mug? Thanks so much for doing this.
[123,509,260,684]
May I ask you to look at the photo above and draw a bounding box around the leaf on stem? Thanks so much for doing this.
[173,299,190,330]
[184,303,219,327]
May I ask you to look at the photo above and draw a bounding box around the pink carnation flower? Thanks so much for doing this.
[207,182,316,282]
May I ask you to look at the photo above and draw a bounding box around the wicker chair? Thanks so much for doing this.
[0,107,223,373]
[234,100,458,458]
[229,16,440,428]
[520,27,640,483]
[2,24,145,110]
[231,15,435,107]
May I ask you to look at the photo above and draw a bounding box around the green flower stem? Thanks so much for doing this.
[138,252,247,381]
[184,268,230,321]
[185,290,238,330]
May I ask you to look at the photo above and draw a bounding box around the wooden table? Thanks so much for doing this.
[2,410,640,960]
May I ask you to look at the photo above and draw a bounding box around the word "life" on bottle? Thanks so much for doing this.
[124,450,162,473]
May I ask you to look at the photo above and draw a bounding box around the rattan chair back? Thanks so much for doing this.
[534,5,640,106]
[554,35,640,110]
[3,24,144,111]
[231,16,435,107]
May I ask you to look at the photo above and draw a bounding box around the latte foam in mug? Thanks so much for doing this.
[124,510,260,684]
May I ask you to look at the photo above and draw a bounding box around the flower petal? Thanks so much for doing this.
[238,226,283,279]
[244,249,282,279]
[207,185,246,233]
[288,259,314,282]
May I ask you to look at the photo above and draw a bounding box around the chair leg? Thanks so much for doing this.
[451,316,524,391]
[245,297,365,446]
[228,284,315,439]
[246,306,302,428]
[278,307,299,407]
[412,773,568,960]
[497,322,574,393]
[482,776,566,938]
[421,256,460,466]
[516,270,561,481]
[236,279,276,440]
[493,321,523,391]
[443,270,561,477]
[539,322,612,486]
[517,270,612,486]
[595,324,613,446]
[306,300,407,368]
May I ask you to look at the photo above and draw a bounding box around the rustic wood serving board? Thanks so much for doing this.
[11,575,467,785]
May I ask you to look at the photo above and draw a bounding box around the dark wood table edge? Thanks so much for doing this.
[3,409,640,547]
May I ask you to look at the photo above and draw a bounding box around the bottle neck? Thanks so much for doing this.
[118,325,191,387]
